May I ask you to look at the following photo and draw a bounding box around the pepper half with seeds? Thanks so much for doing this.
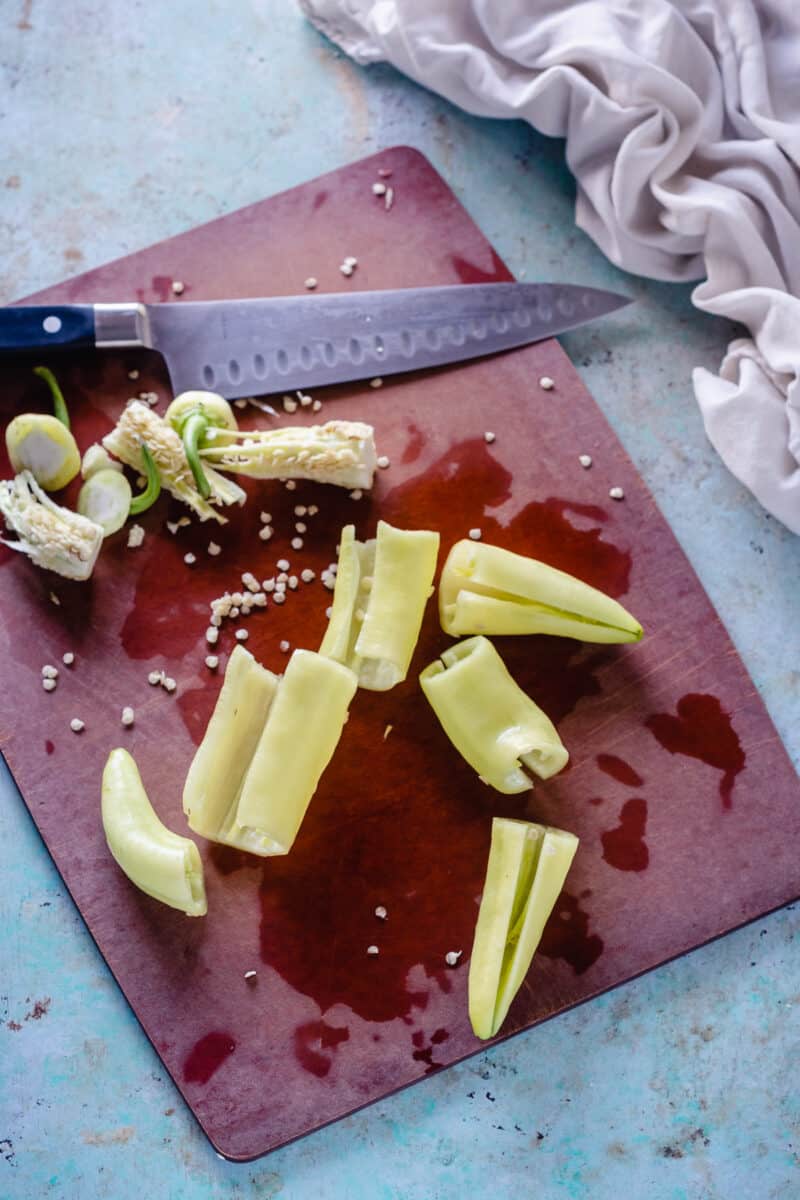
[439,539,643,643]
[419,636,568,793]
[469,817,578,1039]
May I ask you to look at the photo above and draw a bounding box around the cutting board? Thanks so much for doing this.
[1,147,798,1161]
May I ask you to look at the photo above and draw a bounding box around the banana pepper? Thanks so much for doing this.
[102,748,207,917]
[320,520,440,691]
[419,635,568,793]
[469,817,578,1039]
[183,645,357,856]
[439,539,643,643]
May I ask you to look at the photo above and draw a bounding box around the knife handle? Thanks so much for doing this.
[0,305,96,353]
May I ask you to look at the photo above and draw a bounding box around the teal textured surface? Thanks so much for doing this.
[1,4,798,1198]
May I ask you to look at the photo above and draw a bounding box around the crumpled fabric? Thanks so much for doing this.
[300,0,800,533]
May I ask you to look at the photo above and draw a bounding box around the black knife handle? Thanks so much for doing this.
[0,305,96,353]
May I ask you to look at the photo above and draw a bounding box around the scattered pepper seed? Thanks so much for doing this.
[279,640,290,653]
[121,706,135,727]
[311,400,322,413]
[372,182,387,196]
[304,277,318,290]
[366,945,379,956]
[206,627,219,646]
[340,263,354,278]
[163,677,177,693]
[259,526,273,541]
[127,524,145,549]
[283,396,298,414]
[301,568,315,583]
[148,671,162,686]
[369,378,383,390]
[383,724,393,740]
[295,522,307,534]
[205,654,219,670]
[291,537,304,550]
[285,480,297,490]
[42,678,57,692]
[209,614,222,627]
[234,399,248,410]
[579,454,593,469]
[377,455,390,469]
[235,629,249,642]
[242,572,260,593]
[244,969,258,981]
[350,488,363,500]
[70,718,85,733]
[375,906,388,920]
[171,280,185,295]
[184,553,196,566]
[49,591,61,606]
[468,528,482,541]
[166,521,179,535]
[127,369,140,380]
[273,592,286,606]
[484,431,496,444]
[42,664,59,679]
[344,256,357,268]
[539,375,555,390]
[260,511,272,524]
[308,505,319,516]
[288,575,299,590]
[62,652,75,666]
[208,542,222,556]
[445,950,463,967]
[276,559,290,572]
[609,486,625,501]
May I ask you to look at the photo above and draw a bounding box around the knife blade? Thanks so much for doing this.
[1,283,630,399]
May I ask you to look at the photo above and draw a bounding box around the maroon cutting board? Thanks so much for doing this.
[1,147,798,1161]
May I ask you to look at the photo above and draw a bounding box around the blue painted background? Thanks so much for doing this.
[1,4,798,1197]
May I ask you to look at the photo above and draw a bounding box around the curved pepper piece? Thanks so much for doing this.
[439,539,643,643]
[184,646,357,856]
[164,391,238,501]
[419,636,568,793]
[102,748,207,917]
[320,520,440,690]
[469,817,578,1039]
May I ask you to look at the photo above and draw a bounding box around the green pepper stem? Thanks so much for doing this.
[33,366,71,430]
[129,442,162,515]
[180,411,212,500]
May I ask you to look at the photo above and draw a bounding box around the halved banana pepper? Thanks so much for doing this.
[320,520,440,690]
[439,539,643,643]
[469,817,578,1039]
[102,748,207,917]
[183,645,357,856]
[419,636,568,793]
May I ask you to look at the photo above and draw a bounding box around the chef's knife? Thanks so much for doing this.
[0,283,630,399]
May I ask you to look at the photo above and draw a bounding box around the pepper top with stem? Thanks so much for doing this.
[164,391,238,501]
[4,367,81,491]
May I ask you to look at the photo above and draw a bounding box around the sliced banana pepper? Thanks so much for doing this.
[439,539,643,643]
[320,520,440,691]
[469,817,578,1039]
[102,748,207,917]
[419,636,568,793]
[183,645,357,856]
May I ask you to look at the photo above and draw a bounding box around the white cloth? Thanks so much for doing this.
[301,0,800,533]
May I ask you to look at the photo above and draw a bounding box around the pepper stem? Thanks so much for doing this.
[181,411,212,500]
[33,366,71,430]
[129,442,162,515]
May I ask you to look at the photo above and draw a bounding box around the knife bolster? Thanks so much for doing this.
[94,302,150,349]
